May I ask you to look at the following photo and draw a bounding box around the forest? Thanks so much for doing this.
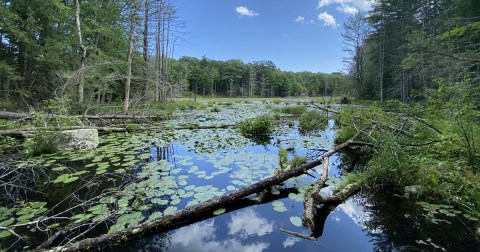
[0,0,479,251]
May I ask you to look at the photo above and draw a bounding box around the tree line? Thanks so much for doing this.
[343,0,480,102]
[0,0,351,113]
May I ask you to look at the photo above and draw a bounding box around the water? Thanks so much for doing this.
[0,102,479,251]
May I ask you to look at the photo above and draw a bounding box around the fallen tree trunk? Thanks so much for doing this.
[0,127,127,139]
[36,138,367,252]
[0,111,165,121]
[0,111,31,119]
[307,103,339,114]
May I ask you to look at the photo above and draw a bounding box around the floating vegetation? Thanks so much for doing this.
[289,216,303,227]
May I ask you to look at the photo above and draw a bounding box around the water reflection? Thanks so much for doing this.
[228,209,274,238]
[282,237,300,248]
[169,219,270,252]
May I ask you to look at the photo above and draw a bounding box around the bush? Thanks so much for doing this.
[24,133,60,156]
[238,116,273,138]
[299,110,327,133]
[280,105,307,116]
[211,106,221,112]
[288,155,308,168]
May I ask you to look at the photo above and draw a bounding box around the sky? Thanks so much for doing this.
[173,0,374,73]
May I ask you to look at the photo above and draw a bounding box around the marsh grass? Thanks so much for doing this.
[238,116,273,144]
[24,133,60,156]
[298,110,328,133]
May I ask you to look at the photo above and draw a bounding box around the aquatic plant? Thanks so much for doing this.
[298,110,328,133]
[280,105,306,116]
[238,116,273,137]
[24,133,61,156]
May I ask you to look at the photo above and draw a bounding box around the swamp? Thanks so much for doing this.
[1,0,480,251]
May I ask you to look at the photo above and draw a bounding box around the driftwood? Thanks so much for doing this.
[36,138,368,252]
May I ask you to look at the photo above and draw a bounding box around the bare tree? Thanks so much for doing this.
[123,0,139,112]
[342,11,370,100]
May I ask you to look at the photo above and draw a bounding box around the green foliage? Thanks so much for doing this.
[238,116,274,141]
[24,133,61,156]
[211,106,221,112]
[298,110,328,133]
[279,105,307,116]
[288,155,308,168]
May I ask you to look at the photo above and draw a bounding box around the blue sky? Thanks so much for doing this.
[173,0,373,73]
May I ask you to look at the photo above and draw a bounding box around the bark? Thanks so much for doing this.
[37,139,367,251]
[74,0,87,103]
[142,0,149,103]
[123,0,139,112]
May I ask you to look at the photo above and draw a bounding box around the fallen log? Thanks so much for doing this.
[0,127,127,139]
[0,111,165,121]
[36,138,368,252]
[0,111,31,120]
[307,103,339,114]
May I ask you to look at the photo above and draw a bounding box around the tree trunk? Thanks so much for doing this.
[74,0,87,103]
[123,0,138,112]
[142,0,149,103]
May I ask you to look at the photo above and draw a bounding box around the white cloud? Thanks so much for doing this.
[294,16,305,23]
[318,0,373,14]
[282,237,300,248]
[338,5,358,14]
[236,6,259,17]
[170,220,270,252]
[228,209,273,238]
[318,12,337,27]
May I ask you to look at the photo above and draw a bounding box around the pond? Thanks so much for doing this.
[1,101,479,251]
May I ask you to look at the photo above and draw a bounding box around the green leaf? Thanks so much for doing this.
[0,230,11,238]
[164,206,177,216]
[290,216,302,227]
[213,208,226,215]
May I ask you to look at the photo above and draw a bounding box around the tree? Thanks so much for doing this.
[74,0,87,103]
[342,11,370,100]
[123,0,139,112]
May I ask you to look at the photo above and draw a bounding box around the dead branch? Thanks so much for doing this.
[307,103,339,114]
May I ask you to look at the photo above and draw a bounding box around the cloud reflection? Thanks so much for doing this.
[337,198,366,226]
[282,236,300,248]
[228,209,274,239]
[169,220,269,252]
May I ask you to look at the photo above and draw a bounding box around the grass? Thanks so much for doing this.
[238,115,274,139]
[24,133,60,156]
[276,105,307,116]
[298,110,328,133]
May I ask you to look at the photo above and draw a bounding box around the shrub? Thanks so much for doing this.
[298,110,328,133]
[288,155,308,168]
[238,116,273,138]
[272,99,282,104]
[281,105,306,116]
[211,106,221,112]
[24,133,60,156]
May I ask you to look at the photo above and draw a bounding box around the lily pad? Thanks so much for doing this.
[213,208,226,215]
[290,216,302,227]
